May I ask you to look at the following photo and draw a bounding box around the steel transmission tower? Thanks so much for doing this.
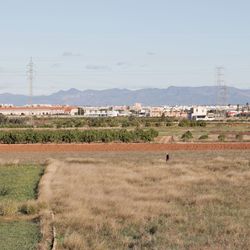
[216,66,227,107]
[27,57,34,105]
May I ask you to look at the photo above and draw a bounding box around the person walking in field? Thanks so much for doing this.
[166,153,170,162]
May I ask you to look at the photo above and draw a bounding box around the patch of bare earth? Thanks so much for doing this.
[156,136,174,143]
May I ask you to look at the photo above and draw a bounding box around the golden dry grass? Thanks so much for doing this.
[38,151,250,250]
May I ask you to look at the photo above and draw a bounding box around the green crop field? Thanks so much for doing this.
[0,221,40,250]
[0,165,43,201]
[0,164,43,250]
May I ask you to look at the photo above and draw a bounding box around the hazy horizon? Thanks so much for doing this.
[1,85,250,97]
[1,0,250,95]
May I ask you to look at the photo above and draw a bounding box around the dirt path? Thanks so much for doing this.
[38,159,60,250]
[38,159,59,202]
[0,143,249,152]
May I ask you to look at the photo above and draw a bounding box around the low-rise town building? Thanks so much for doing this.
[0,103,248,120]
[189,106,208,121]
[0,105,78,116]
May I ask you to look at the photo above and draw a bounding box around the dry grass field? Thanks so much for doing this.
[37,151,250,250]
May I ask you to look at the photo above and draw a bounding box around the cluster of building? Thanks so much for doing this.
[0,105,79,116]
[0,103,249,120]
[82,103,188,118]
[225,104,250,118]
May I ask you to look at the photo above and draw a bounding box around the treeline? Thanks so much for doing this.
[0,128,159,144]
[178,119,206,127]
[0,116,177,128]
[52,117,176,128]
[0,114,31,128]
[0,115,208,128]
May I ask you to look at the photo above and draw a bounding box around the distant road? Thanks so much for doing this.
[0,143,249,152]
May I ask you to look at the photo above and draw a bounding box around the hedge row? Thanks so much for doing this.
[0,114,30,128]
[53,117,175,128]
[0,116,177,128]
[178,119,206,127]
[0,129,159,144]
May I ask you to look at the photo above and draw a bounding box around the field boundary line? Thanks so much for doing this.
[38,159,59,250]
[0,143,249,152]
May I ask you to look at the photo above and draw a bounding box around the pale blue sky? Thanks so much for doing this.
[0,0,250,95]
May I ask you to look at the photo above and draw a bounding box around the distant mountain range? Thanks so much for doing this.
[0,86,249,106]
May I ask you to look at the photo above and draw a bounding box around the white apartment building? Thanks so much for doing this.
[83,107,119,117]
[190,106,208,120]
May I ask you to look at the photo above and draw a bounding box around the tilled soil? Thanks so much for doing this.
[0,143,249,152]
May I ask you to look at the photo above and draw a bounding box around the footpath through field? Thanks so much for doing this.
[0,143,249,152]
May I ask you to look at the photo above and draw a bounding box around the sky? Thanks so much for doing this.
[0,0,250,95]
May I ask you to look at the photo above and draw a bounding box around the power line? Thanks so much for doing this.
[216,66,227,106]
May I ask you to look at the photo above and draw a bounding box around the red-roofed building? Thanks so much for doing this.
[0,106,79,116]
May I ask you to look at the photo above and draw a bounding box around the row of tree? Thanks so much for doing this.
[0,114,31,128]
[53,117,176,128]
[178,119,206,127]
[0,128,159,144]
[0,115,209,128]
[40,117,207,128]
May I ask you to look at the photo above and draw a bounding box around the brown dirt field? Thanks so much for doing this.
[0,143,249,152]
[210,131,250,135]
[155,136,175,143]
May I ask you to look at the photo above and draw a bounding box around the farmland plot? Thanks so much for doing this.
[0,164,43,250]
[40,152,250,250]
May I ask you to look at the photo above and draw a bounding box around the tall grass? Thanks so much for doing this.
[39,152,250,249]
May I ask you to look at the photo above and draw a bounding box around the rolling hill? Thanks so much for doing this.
[0,86,249,106]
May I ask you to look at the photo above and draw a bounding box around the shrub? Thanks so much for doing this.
[155,122,162,127]
[218,134,226,142]
[181,131,193,141]
[178,119,190,127]
[197,121,207,127]
[199,134,209,140]
[165,122,173,127]
[235,133,243,141]
[179,119,206,127]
